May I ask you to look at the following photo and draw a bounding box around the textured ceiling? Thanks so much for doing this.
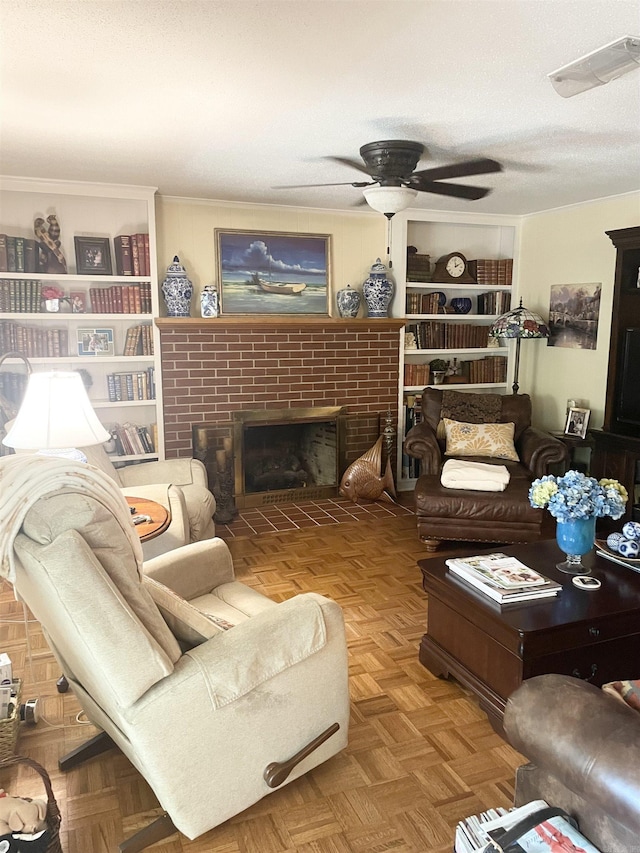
[1,0,639,216]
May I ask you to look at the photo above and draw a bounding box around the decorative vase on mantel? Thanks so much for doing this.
[555,516,596,574]
[336,284,361,318]
[363,258,394,318]
[161,255,193,317]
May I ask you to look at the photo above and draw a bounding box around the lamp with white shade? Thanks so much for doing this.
[3,371,110,459]
[489,300,550,395]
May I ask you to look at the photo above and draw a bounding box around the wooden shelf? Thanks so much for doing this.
[156,316,406,331]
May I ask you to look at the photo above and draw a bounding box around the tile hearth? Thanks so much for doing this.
[217,496,413,539]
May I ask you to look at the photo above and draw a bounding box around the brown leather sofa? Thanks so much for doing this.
[504,674,640,853]
[405,389,568,550]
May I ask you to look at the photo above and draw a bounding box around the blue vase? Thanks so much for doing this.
[363,258,394,318]
[555,516,596,574]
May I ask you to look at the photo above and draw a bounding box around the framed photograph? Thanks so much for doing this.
[77,327,114,357]
[70,291,86,313]
[74,236,113,276]
[215,229,330,315]
[565,406,590,439]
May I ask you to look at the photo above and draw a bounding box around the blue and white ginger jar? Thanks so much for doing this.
[363,258,394,318]
[162,255,193,317]
[201,284,219,318]
[336,284,361,318]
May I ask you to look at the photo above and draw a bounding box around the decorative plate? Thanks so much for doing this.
[431,291,447,307]
[595,539,640,565]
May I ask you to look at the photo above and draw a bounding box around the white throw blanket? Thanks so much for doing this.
[440,458,511,492]
[0,454,143,583]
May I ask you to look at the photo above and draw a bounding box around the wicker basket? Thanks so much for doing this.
[0,678,21,761]
[0,754,63,853]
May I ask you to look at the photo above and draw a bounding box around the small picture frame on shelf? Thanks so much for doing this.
[70,291,86,313]
[77,327,114,357]
[565,406,590,439]
[74,236,113,276]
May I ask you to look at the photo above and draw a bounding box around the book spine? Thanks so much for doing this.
[14,238,25,273]
[114,235,133,276]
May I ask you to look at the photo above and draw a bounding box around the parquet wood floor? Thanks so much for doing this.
[0,512,525,853]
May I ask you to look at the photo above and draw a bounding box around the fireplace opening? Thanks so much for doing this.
[233,407,347,507]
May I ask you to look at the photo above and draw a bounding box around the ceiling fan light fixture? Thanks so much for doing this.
[548,35,640,98]
[362,186,417,215]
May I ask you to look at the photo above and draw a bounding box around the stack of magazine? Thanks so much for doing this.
[446,553,561,605]
[455,799,601,852]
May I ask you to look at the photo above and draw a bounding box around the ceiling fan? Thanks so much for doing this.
[275,140,503,216]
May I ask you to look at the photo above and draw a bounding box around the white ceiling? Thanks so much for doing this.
[1,0,639,216]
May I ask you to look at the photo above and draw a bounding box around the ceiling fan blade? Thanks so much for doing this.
[325,155,373,176]
[412,180,492,200]
[411,158,503,183]
[273,180,374,189]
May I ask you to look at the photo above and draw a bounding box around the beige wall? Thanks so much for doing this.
[155,196,386,316]
[517,192,640,433]
[156,191,640,436]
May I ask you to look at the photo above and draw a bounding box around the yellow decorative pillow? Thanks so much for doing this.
[443,419,519,461]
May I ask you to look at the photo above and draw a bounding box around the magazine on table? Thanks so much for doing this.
[448,567,561,604]
[455,799,601,853]
[446,555,561,603]
[446,553,549,588]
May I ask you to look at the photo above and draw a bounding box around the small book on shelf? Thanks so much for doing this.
[446,553,561,604]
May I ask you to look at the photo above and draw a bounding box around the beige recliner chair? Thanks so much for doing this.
[1,455,350,852]
[81,443,216,559]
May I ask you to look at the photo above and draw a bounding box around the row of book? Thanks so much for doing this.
[446,553,561,605]
[0,236,40,273]
[1,322,67,358]
[401,394,422,480]
[0,279,43,313]
[113,234,151,277]
[110,422,156,456]
[123,324,154,356]
[107,367,156,402]
[405,289,513,316]
[88,283,152,314]
[468,258,513,286]
[403,355,508,386]
[405,291,441,314]
[476,289,512,315]
[407,321,492,349]
[406,251,432,282]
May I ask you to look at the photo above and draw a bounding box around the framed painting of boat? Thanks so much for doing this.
[215,229,331,315]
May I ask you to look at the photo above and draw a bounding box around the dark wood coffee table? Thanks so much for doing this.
[418,539,640,733]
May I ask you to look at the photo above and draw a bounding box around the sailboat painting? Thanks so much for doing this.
[216,229,330,315]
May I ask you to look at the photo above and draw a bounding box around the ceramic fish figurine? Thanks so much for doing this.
[339,436,397,504]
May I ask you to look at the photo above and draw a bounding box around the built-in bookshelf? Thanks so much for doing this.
[0,177,164,463]
[390,210,522,489]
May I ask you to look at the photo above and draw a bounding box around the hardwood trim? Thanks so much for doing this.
[155,316,405,331]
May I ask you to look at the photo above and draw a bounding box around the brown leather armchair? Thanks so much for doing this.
[504,674,640,853]
[405,388,568,550]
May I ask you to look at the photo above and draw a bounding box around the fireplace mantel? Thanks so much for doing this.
[156,316,405,331]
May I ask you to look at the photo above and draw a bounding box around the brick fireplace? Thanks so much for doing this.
[156,317,404,473]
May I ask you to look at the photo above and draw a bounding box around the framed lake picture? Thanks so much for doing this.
[216,229,330,315]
